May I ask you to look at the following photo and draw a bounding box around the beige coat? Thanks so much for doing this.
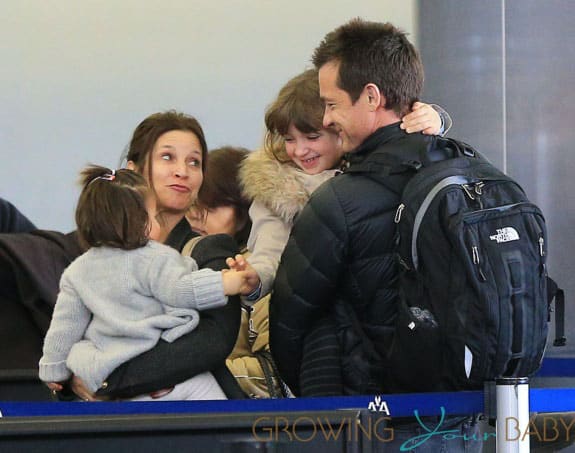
[226,150,337,397]
[239,149,336,298]
[225,296,276,398]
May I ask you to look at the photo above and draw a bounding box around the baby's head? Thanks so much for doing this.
[76,165,154,250]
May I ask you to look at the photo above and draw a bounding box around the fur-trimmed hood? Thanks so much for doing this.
[239,149,335,224]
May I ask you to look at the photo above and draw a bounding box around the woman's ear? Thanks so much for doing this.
[126,160,137,171]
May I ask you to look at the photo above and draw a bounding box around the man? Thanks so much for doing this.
[269,19,482,451]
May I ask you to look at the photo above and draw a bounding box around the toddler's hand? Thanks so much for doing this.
[222,266,261,296]
[226,254,248,271]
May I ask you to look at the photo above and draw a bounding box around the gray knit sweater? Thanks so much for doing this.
[39,240,227,392]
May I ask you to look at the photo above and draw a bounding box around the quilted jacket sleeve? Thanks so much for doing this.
[269,182,348,395]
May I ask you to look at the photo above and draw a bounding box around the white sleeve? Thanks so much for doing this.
[431,103,453,136]
[145,248,227,311]
[246,200,292,299]
[38,275,91,383]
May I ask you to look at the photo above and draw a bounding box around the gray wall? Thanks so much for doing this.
[0,0,416,233]
[419,0,575,356]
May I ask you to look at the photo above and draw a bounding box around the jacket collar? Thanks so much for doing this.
[346,123,434,172]
[239,149,336,224]
[342,123,437,196]
[347,122,407,164]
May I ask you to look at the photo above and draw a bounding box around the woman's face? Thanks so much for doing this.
[283,123,343,174]
[144,130,204,213]
[186,205,239,237]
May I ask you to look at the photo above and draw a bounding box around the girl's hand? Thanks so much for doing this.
[222,266,261,296]
[240,264,261,296]
[400,102,442,135]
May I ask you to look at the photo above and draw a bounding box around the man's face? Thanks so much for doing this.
[319,60,374,153]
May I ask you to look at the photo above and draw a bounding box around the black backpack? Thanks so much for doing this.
[387,137,559,392]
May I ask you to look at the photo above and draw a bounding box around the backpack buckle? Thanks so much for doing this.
[403,160,422,171]
[463,147,475,157]
[462,184,476,200]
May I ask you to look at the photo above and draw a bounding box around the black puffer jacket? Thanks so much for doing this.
[270,123,435,395]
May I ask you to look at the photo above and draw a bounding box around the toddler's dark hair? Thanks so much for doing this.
[76,165,150,250]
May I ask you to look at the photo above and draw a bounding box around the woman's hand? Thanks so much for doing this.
[70,374,99,401]
[46,382,64,392]
[400,102,442,135]
[225,254,261,296]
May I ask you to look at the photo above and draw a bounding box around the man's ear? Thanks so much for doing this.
[126,160,137,171]
[365,84,385,111]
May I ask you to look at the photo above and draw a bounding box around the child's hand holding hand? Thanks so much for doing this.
[400,101,442,135]
[222,262,261,296]
[226,254,249,271]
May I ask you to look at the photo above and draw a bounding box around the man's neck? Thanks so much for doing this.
[372,109,401,130]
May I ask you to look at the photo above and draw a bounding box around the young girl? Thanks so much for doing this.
[39,165,256,400]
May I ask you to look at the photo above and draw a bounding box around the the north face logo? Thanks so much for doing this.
[489,227,520,243]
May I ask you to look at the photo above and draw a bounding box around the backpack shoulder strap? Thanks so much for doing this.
[407,174,472,270]
[181,236,203,257]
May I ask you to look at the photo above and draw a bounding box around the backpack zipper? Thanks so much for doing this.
[395,204,405,223]
[472,245,487,281]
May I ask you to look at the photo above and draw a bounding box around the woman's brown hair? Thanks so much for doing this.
[75,165,150,250]
[123,110,208,202]
[264,69,325,164]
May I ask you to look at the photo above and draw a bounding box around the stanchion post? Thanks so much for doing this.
[496,377,530,453]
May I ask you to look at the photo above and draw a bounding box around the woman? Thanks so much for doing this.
[0,110,244,401]
[66,111,249,401]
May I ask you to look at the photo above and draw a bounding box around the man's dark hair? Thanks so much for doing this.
[312,18,424,117]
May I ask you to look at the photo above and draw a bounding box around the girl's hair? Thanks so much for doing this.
[75,165,150,250]
[195,146,252,247]
[264,69,324,164]
[123,110,208,201]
